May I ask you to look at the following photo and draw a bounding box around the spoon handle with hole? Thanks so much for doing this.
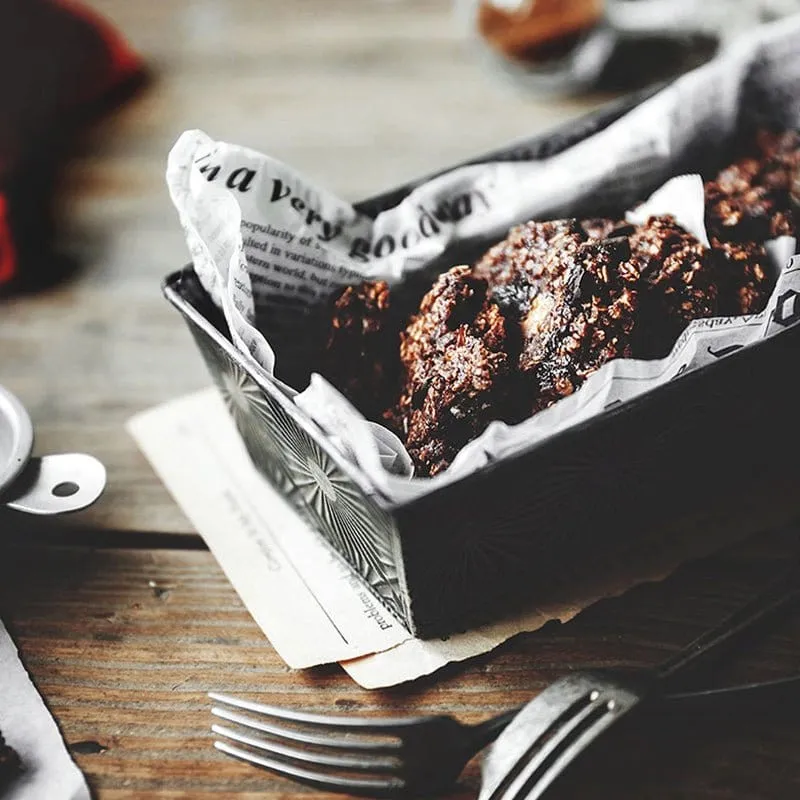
[4,454,106,515]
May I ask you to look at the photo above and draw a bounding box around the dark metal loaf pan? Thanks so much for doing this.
[164,90,800,638]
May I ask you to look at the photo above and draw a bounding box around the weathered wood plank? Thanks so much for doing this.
[3,525,800,798]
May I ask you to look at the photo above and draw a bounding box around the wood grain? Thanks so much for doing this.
[3,525,800,799]
[0,0,606,535]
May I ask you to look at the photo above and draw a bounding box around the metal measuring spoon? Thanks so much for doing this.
[0,384,105,515]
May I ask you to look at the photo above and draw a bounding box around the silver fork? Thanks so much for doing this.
[210,694,516,797]
[211,558,800,798]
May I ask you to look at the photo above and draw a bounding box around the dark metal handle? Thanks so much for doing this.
[655,557,800,689]
[663,674,800,716]
[468,707,522,752]
[468,556,800,749]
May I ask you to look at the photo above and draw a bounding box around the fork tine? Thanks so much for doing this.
[211,724,402,772]
[213,740,407,798]
[211,706,403,752]
[209,692,434,731]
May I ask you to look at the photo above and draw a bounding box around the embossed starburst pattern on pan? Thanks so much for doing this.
[193,328,408,624]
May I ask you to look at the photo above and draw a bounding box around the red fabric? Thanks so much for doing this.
[0,0,146,291]
[0,194,15,284]
[52,0,144,106]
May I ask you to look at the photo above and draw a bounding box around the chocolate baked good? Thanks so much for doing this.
[321,280,401,421]
[518,235,639,412]
[705,130,800,244]
[711,238,772,316]
[479,214,719,364]
[393,266,510,477]
[322,132,796,478]
[473,218,638,414]
[473,218,584,319]
[627,215,720,356]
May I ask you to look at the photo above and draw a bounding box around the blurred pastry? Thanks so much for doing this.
[711,239,771,316]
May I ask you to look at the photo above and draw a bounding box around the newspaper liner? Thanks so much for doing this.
[167,16,800,504]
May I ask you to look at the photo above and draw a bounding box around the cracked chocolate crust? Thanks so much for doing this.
[627,215,720,357]
[475,218,640,412]
[519,235,639,413]
[392,266,510,477]
[473,218,583,321]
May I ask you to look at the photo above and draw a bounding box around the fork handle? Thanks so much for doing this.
[467,559,800,751]
[654,557,800,689]
[662,674,800,716]
[469,672,800,754]
[468,707,523,752]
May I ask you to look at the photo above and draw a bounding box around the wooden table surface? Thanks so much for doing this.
[2,1,800,798]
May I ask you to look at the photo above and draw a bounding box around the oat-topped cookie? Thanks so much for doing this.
[393,266,510,477]
[321,280,401,421]
[472,218,638,415]
[517,235,639,413]
[627,215,719,356]
[705,129,800,243]
[473,218,585,319]
[711,239,772,316]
